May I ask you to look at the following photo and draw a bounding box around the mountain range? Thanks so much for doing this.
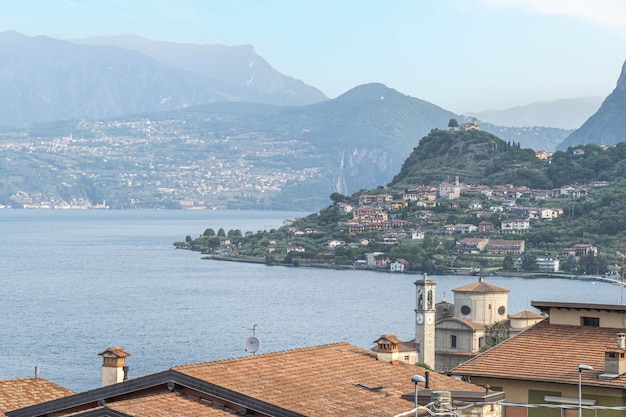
[0,31,625,209]
[0,31,325,127]
[469,96,603,130]
[0,83,571,210]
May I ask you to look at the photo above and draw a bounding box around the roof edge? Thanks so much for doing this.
[531,301,626,313]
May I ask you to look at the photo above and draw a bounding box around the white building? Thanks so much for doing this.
[536,255,560,272]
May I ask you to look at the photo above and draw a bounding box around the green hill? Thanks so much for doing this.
[180,128,626,273]
[390,128,549,189]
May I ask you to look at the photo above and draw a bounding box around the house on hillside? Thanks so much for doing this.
[450,301,626,417]
[500,219,530,234]
[457,238,489,253]
[358,193,393,206]
[389,258,409,272]
[560,243,598,260]
[535,255,560,272]
[487,239,525,255]
[478,221,494,232]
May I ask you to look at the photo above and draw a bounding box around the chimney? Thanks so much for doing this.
[599,334,626,380]
[432,391,452,414]
[374,334,408,364]
[98,347,131,386]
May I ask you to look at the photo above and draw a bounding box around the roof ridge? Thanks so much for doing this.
[172,342,351,369]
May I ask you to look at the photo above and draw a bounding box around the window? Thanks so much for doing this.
[461,305,471,315]
[404,355,410,361]
[581,316,599,327]
[451,335,457,348]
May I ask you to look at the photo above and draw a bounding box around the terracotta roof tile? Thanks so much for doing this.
[108,392,236,417]
[451,320,626,387]
[98,346,131,358]
[0,378,73,416]
[508,309,543,319]
[373,334,403,344]
[453,278,510,293]
[173,342,481,416]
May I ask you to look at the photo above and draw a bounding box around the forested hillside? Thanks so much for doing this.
[391,129,626,189]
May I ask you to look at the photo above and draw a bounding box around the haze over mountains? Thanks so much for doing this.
[0,31,326,126]
[0,31,625,209]
[0,30,606,134]
[558,60,626,150]
[469,97,603,130]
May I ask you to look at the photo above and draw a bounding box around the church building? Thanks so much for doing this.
[414,274,539,372]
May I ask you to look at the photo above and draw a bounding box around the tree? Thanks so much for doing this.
[203,228,216,237]
[502,254,515,270]
[217,228,226,237]
[560,255,578,273]
[329,192,347,205]
[521,254,537,271]
[448,119,459,130]
[482,321,509,351]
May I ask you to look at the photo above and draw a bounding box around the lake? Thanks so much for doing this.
[0,209,621,392]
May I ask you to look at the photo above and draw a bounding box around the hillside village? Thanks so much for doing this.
[325,177,605,273]
[185,173,615,278]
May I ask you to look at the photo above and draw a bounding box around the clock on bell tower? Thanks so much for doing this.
[414,273,436,369]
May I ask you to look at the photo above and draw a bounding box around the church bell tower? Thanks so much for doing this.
[415,273,436,369]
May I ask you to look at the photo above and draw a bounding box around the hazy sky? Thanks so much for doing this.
[3,0,626,113]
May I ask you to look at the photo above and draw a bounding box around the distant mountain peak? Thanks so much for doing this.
[469,96,603,129]
[557,59,626,150]
[0,31,327,126]
[338,83,404,100]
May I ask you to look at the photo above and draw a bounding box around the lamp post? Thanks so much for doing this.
[578,364,592,417]
[411,374,426,417]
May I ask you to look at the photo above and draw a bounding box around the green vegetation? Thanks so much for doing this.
[176,129,626,276]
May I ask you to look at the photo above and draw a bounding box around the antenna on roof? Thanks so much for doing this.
[34,366,38,382]
[243,324,260,355]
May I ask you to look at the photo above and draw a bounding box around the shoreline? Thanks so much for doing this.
[200,254,623,284]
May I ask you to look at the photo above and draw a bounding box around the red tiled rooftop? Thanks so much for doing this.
[107,392,236,417]
[453,278,509,293]
[0,378,73,416]
[173,342,480,417]
[509,309,543,319]
[451,320,626,387]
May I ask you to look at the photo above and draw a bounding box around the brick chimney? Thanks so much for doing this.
[98,347,130,386]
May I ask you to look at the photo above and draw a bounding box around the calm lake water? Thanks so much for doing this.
[0,209,622,392]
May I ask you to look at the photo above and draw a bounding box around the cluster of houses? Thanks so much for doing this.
[338,178,596,238]
[264,175,604,273]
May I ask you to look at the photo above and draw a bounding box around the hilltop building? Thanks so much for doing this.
[461,117,480,131]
